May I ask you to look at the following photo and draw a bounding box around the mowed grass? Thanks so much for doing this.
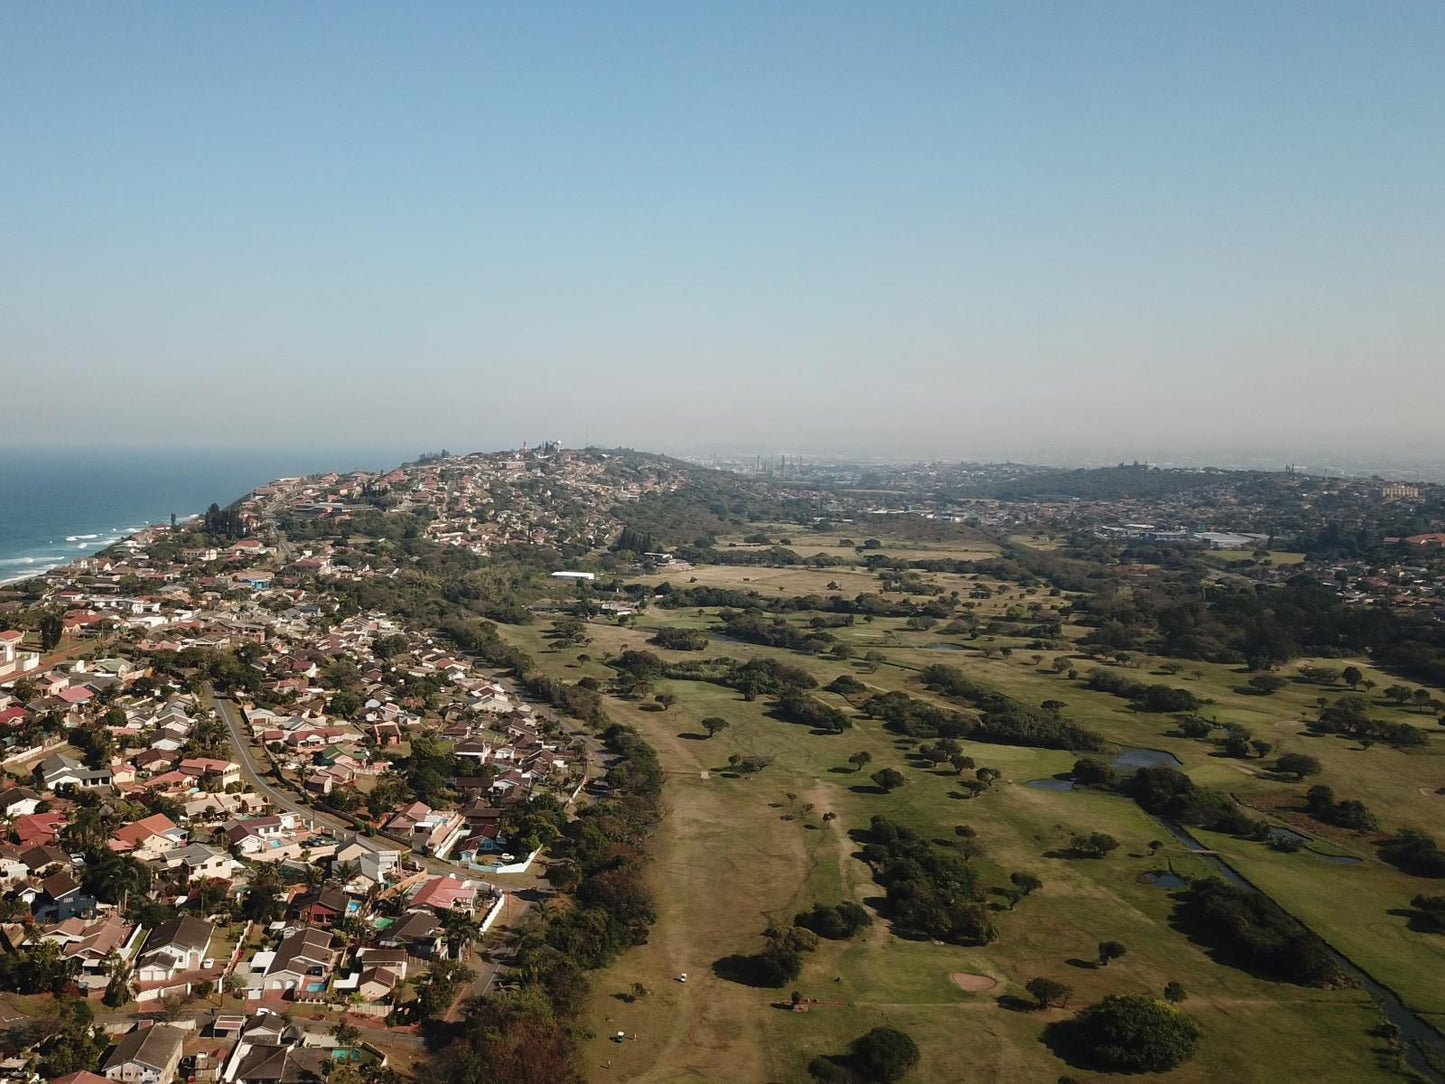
[501,612,1405,1082]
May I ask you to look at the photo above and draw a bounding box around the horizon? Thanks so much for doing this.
[4,441,1445,484]
[3,4,1443,457]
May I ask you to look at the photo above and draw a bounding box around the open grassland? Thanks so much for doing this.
[502,587,1429,1081]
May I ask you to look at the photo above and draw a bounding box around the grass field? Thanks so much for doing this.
[502,576,1440,1081]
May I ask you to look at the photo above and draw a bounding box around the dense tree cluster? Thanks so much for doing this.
[1303,785,1378,831]
[1378,828,1445,878]
[1112,765,1268,838]
[647,626,710,651]
[865,684,1103,752]
[795,901,872,940]
[1173,878,1345,986]
[1084,668,1202,713]
[859,815,996,945]
[1410,895,1445,932]
[1310,694,1427,748]
[1074,573,1445,686]
[771,691,851,733]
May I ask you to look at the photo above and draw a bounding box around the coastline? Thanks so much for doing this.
[0,513,202,590]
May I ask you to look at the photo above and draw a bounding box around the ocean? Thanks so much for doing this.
[0,446,412,585]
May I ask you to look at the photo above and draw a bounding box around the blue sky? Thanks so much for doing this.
[2,3,1441,462]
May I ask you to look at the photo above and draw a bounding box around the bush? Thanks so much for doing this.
[1057,994,1201,1072]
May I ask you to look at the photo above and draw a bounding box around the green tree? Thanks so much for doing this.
[1342,666,1363,689]
[39,613,64,652]
[1163,981,1187,1003]
[849,1026,920,1082]
[1275,753,1322,778]
[1061,994,1201,1072]
[848,751,872,773]
[701,716,729,738]
[1097,940,1127,966]
[1010,872,1042,896]
[871,768,905,793]
[1026,976,1072,1009]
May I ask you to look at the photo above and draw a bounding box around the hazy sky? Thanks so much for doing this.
[2,3,1441,463]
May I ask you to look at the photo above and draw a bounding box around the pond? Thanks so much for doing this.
[1319,853,1363,864]
[1111,748,1183,770]
[1024,778,1075,791]
[924,642,967,650]
[1144,872,1186,888]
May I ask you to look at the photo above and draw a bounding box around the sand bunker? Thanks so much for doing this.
[951,972,998,992]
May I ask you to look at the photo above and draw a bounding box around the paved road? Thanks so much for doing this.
[211,692,483,879]
[211,693,350,833]
[94,1007,424,1049]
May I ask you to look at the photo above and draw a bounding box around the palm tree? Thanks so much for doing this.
[440,908,480,959]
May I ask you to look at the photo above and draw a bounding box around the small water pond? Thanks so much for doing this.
[924,642,967,650]
[1111,748,1183,770]
[1024,778,1075,792]
[1143,872,1186,888]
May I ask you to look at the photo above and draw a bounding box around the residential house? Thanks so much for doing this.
[376,910,443,957]
[109,813,186,860]
[296,884,355,927]
[333,835,401,886]
[39,913,143,992]
[409,874,483,915]
[100,1022,186,1084]
[35,752,113,790]
[262,928,335,994]
[0,787,42,817]
[135,916,214,982]
[160,842,233,882]
[33,870,95,922]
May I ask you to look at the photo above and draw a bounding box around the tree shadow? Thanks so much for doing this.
[1040,1016,1092,1069]
[828,766,856,774]
[712,954,783,988]
[848,784,888,795]
[1065,957,1099,970]
[675,732,708,741]
[1387,907,1444,934]
[995,994,1037,1013]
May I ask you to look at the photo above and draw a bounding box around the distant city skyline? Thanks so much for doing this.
[3,4,1441,457]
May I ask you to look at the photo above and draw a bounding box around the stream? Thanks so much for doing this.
[1158,819,1445,1081]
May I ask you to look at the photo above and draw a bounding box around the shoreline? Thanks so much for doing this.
[0,512,203,591]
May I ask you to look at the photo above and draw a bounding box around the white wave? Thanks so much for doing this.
[0,557,39,566]
[65,536,78,542]
[76,533,99,540]
[0,562,58,585]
